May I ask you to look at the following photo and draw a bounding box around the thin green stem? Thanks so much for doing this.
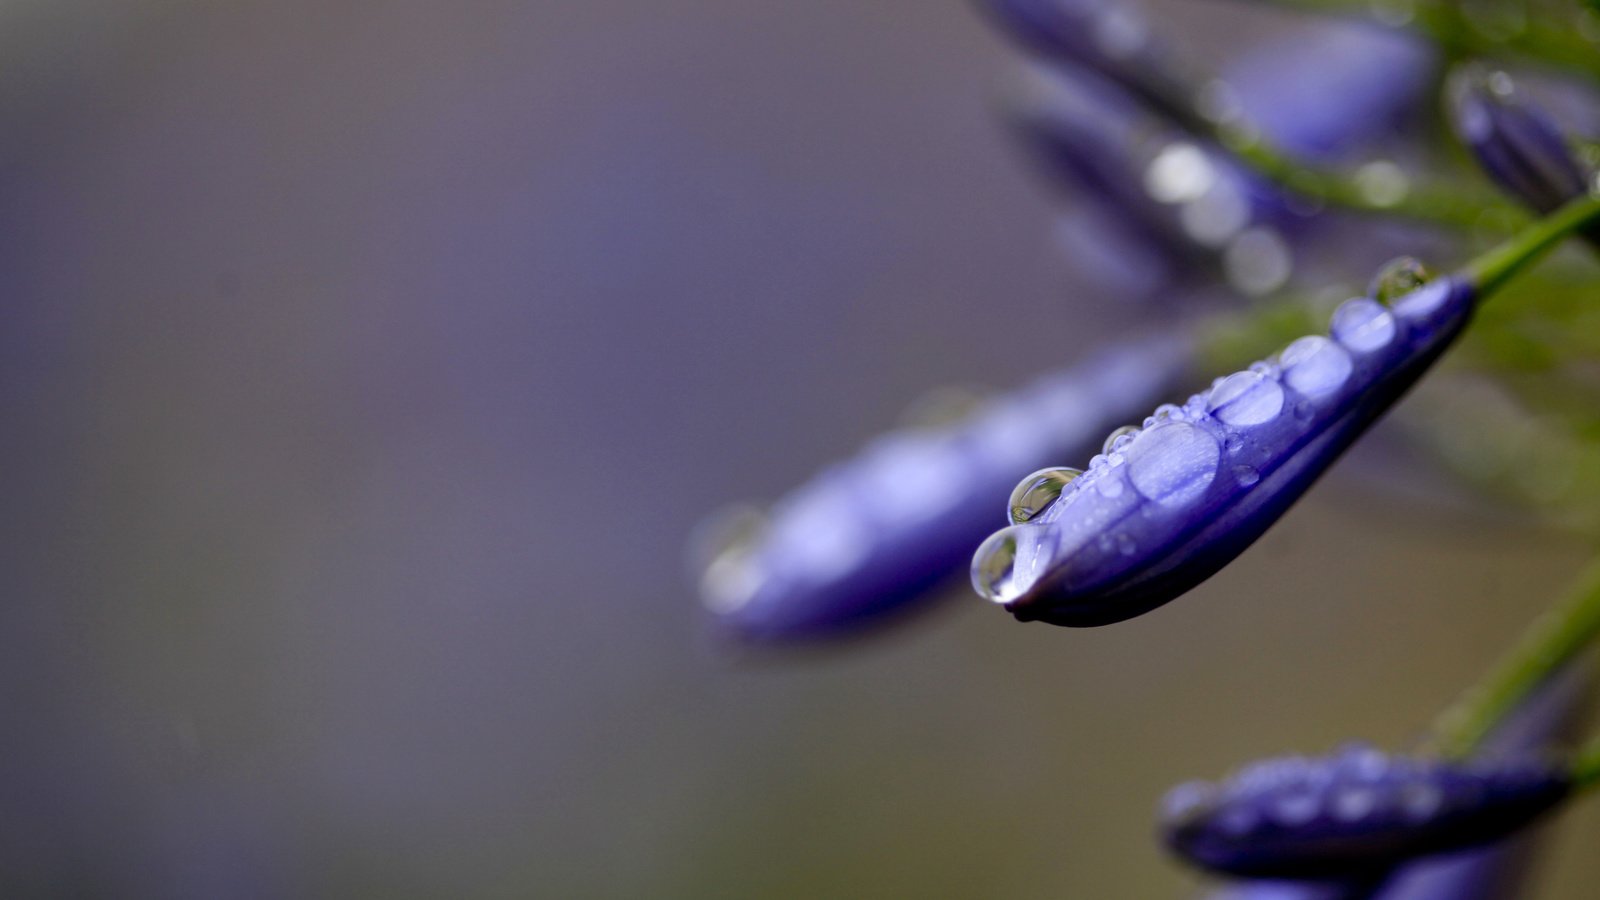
[1430,558,1600,759]
[1572,734,1600,789]
[1467,193,1600,297]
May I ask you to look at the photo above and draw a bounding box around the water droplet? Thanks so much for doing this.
[1218,806,1259,836]
[1163,781,1215,820]
[1145,142,1217,204]
[1330,296,1397,353]
[1331,785,1379,822]
[1391,279,1452,320]
[1223,227,1292,295]
[1280,335,1353,398]
[1088,453,1110,470]
[1115,532,1137,556]
[1293,402,1314,421]
[692,506,771,614]
[1224,433,1244,454]
[688,504,768,574]
[1207,371,1285,427]
[1233,465,1259,487]
[1399,782,1443,821]
[1355,160,1410,207]
[1091,4,1148,58]
[1008,467,1082,524]
[1096,472,1125,498]
[1368,256,1435,304]
[971,524,1057,604]
[1103,425,1141,455]
[1126,422,1221,506]
[1180,177,1250,246]
[1271,789,1321,826]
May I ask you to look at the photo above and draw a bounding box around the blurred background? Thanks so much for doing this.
[2,1,1597,896]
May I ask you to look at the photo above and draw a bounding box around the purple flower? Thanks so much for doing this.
[697,334,1191,644]
[1197,658,1593,899]
[975,0,1198,130]
[1162,745,1572,881]
[1448,67,1593,218]
[1224,22,1435,164]
[971,273,1474,626]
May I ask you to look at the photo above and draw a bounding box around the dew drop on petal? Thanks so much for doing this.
[1126,422,1221,506]
[1207,370,1285,427]
[1330,296,1397,353]
[1369,256,1434,304]
[972,524,1058,604]
[1399,782,1443,821]
[1103,424,1141,455]
[1331,785,1379,822]
[1163,781,1215,820]
[1233,465,1259,487]
[1115,532,1137,556]
[1391,279,1452,320]
[1272,789,1321,826]
[1280,335,1353,398]
[1008,467,1082,525]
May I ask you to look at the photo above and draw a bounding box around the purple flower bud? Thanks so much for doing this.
[1008,64,1305,300]
[1223,23,1435,164]
[1200,661,1593,899]
[697,334,1191,644]
[975,0,1203,132]
[1448,67,1592,217]
[971,274,1474,626]
[1162,745,1572,881]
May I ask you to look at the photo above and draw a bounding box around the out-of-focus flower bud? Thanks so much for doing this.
[696,333,1192,644]
[1448,67,1594,217]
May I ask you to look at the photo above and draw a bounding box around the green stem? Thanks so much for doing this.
[1467,194,1600,298]
[1572,734,1600,789]
[1430,558,1600,759]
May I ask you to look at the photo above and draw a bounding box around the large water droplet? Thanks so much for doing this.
[971,524,1057,604]
[1103,425,1141,455]
[1330,296,1397,353]
[1391,279,1452,320]
[1126,422,1221,506]
[1008,467,1082,525]
[1280,335,1353,397]
[1233,465,1260,487]
[1145,142,1216,203]
[1207,370,1285,427]
[1369,256,1434,304]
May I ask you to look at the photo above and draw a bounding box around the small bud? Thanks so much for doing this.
[1448,67,1592,216]
[1163,745,1572,880]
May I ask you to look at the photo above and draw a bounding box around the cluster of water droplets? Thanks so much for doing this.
[973,263,1458,610]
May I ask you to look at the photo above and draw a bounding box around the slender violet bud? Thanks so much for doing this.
[1008,65,1296,298]
[975,0,1201,132]
[1448,67,1594,218]
[696,333,1192,644]
[1162,745,1573,881]
[1222,23,1434,164]
[1197,660,1593,900]
[971,269,1475,626]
